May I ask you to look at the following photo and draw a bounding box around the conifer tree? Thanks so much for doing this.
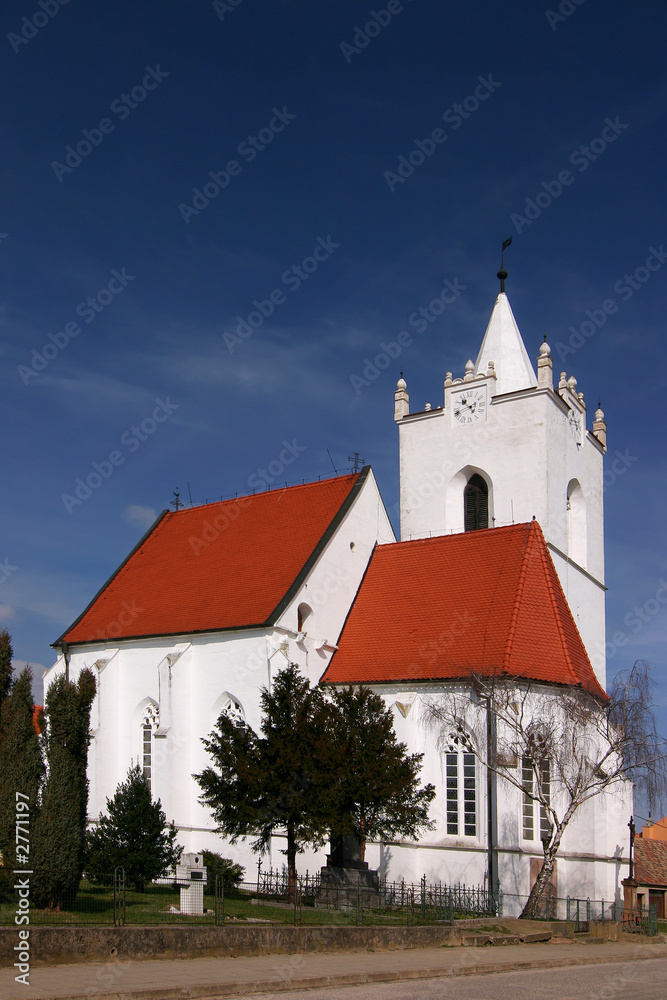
[32,669,96,908]
[0,666,44,872]
[196,666,436,894]
[0,628,13,718]
[85,764,181,891]
[196,664,330,898]
[323,685,436,860]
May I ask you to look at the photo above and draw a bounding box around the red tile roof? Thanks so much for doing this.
[635,837,667,887]
[58,473,364,645]
[321,521,606,698]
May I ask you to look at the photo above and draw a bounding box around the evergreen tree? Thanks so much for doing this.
[323,685,436,860]
[0,666,44,877]
[85,764,181,891]
[0,628,13,716]
[196,664,330,897]
[196,667,435,893]
[32,669,96,908]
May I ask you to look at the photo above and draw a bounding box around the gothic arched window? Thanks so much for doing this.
[217,692,247,729]
[464,474,488,532]
[566,479,587,568]
[444,733,477,837]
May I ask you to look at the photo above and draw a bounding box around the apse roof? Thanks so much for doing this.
[321,520,606,698]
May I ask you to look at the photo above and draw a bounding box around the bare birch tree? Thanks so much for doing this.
[425,660,666,919]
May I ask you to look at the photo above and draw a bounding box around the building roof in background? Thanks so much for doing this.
[635,836,667,887]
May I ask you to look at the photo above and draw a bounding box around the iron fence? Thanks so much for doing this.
[0,869,499,927]
[5,871,654,933]
[501,892,658,936]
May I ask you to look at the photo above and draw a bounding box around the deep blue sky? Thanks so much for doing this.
[2,1,666,765]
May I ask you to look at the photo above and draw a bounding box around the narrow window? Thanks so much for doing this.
[463,752,477,836]
[539,761,551,841]
[445,734,477,837]
[464,474,488,532]
[142,723,152,791]
[297,603,312,632]
[446,753,459,835]
[522,757,551,841]
[522,757,534,840]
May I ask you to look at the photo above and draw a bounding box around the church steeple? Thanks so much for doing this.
[474,293,537,395]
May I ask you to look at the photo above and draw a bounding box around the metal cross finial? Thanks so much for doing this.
[628,816,636,879]
[171,489,183,511]
[348,452,365,473]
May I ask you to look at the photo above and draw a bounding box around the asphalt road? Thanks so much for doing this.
[248,957,666,999]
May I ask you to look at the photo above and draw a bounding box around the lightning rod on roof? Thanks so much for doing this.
[327,449,338,475]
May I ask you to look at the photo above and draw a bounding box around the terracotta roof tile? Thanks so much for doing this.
[635,837,667,887]
[322,521,606,698]
[58,473,362,644]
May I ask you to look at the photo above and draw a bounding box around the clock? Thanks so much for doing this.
[567,408,581,442]
[453,386,487,424]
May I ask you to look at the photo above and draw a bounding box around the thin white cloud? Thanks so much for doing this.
[125,504,157,529]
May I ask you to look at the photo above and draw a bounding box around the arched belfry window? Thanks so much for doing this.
[464,474,488,532]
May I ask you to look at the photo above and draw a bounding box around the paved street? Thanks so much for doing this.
[2,941,665,1000]
[249,958,667,999]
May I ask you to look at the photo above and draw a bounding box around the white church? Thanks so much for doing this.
[45,276,632,909]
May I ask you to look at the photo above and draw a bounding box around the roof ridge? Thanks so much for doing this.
[532,521,579,685]
[503,522,534,672]
[169,472,360,517]
[263,466,370,625]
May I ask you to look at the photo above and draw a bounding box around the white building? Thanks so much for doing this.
[44,279,631,908]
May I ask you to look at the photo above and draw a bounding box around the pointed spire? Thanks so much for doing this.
[475,294,537,395]
[394,372,409,422]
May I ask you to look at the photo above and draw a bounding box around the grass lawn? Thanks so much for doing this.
[0,882,438,926]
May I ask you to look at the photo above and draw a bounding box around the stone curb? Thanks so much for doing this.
[47,947,667,1000]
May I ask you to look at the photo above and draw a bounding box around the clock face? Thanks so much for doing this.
[453,387,487,424]
[568,408,581,441]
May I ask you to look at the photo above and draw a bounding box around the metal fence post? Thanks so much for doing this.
[214,875,225,926]
[113,867,125,927]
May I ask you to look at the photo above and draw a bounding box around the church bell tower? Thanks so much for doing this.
[394,266,608,687]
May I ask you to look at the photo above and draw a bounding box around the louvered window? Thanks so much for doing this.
[464,474,488,532]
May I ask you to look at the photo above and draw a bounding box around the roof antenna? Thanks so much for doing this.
[171,489,183,511]
[498,236,512,293]
[348,452,365,473]
[326,449,339,475]
[187,481,193,507]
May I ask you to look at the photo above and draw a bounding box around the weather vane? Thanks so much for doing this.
[498,236,512,293]
[171,489,183,511]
